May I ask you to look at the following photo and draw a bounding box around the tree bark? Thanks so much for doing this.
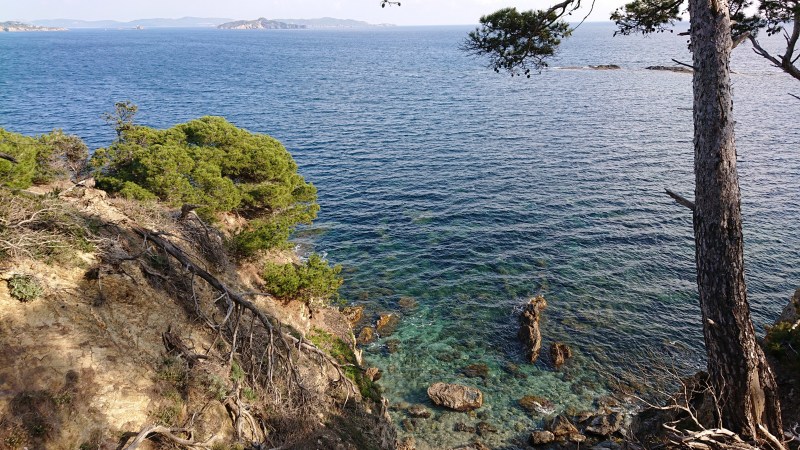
[689,0,783,440]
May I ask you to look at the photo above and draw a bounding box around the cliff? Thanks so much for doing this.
[217,18,306,30]
[0,181,394,449]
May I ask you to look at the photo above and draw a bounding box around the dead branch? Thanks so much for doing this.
[118,425,212,449]
[666,188,696,211]
[672,58,696,70]
[0,152,18,164]
[134,228,358,396]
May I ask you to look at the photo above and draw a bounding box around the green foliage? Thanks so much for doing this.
[6,274,43,302]
[463,7,572,76]
[765,322,800,357]
[230,361,245,382]
[37,130,90,181]
[0,128,91,188]
[309,329,381,402]
[262,254,343,306]
[610,0,683,36]
[0,129,51,188]
[91,114,318,254]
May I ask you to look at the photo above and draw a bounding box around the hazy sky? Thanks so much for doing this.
[2,0,616,26]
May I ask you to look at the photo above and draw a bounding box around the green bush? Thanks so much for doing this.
[262,254,343,306]
[91,114,318,254]
[1,128,90,188]
[7,274,43,302]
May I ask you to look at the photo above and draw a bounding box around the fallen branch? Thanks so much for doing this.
[134,228,358,396]
[118,425,211,449]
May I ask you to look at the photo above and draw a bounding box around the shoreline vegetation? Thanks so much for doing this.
[0,21,66,32]
[0,105,798,449]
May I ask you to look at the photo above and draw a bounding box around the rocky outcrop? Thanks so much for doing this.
[519,295,547,362]
[427,382,483,411]
[549,415,586,443]
[646,65,693,73]
[589,64,621,70]
[550,342,573,368]
[777,287,800,323]
[341,305,364,326]
[357,326,376,344]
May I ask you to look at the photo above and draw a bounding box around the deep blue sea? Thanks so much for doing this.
[1,24,798,448]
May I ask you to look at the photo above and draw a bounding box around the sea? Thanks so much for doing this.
[1,23,798,448]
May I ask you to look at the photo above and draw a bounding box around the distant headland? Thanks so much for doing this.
[1,21,66,32]
[218,17,394,29]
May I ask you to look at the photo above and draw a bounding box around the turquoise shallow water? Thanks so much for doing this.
[1,23,799,448]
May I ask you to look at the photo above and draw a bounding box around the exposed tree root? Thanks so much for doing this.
[117,425,212,449]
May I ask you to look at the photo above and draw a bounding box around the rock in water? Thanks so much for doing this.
[519,295,547,363]
[407,404,431,418]
[550,342,573,368]
[341,305,364,326]
[584,411,623,436]
[376,312,400,336]
[427,382,483,411]
[530,430,555,445]
[357,326,376,345]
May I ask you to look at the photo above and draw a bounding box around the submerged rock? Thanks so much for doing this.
[589,64,621,70]
[385,338,400,354]
[427,382,483,412]
[357,326,376,345]
[454,422,476,433]
[376,312,400,336]
[398,296,418,310]
[407,404,432,418]
[646,65,693,73]
[519,295,547,363]
[550,342,573,368]
[461,363,489,379]
[475,421,498,436]
[401,418,415,432]
[518,395,555,415]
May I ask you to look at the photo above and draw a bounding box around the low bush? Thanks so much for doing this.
[0,128,90,189]
[262,254,342,306]
[6,274,43,302]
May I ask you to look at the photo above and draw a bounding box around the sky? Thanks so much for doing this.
[1,0,617,26]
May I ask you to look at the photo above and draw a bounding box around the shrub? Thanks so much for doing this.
[262,254,343,306]
[7,274,43,302]
[91,114,318,254]
[1,128,90,188]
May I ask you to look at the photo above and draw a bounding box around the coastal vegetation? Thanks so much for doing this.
[0,112,392,449]
[91,105,319,256]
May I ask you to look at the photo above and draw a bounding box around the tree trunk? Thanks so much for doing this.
[689,0,783,441]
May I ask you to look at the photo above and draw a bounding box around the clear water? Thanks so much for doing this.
[1,24,798,448]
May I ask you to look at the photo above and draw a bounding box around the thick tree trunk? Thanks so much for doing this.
[689,0,783,441]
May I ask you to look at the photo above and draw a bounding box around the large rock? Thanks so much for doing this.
[519,295,547,363]
[357,326,376,345]
[427,382,483,412]
[549,415,583,442]
[550,342,573,368]
[584,411,623,436]
[530,430,555,445]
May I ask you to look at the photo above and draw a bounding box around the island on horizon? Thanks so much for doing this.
[1,21,66,32]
